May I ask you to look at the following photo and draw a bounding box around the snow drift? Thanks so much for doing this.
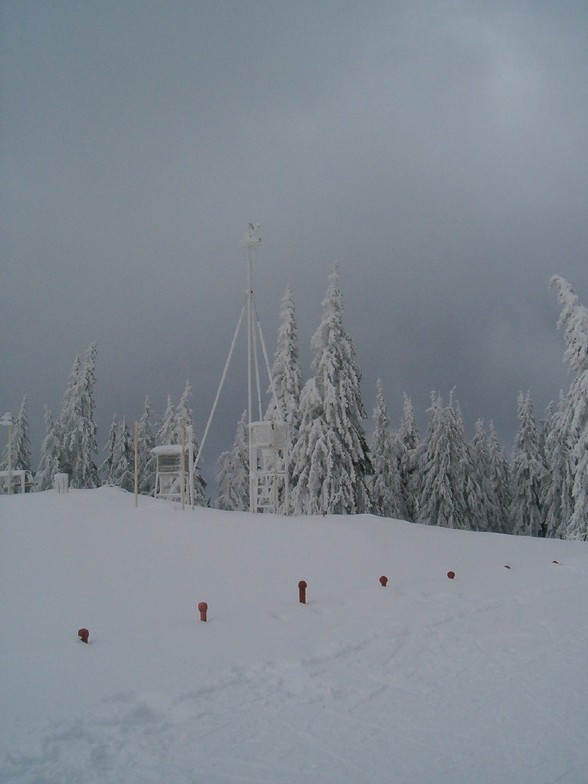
[1,487,587,783]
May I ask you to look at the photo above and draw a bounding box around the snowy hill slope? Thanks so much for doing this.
[1,488,587,784]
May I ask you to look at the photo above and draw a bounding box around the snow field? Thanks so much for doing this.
[1,487,587,783]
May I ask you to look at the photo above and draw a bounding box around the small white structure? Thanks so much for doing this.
[249,420,289,514]
[54,473,69,493]
[152,443,194,507]
[0,470,33,494]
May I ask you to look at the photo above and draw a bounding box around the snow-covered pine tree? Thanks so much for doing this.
[454,398,485,531]
[137,397,156,495]
[57,343,99,488]
[158,395,176,445]
[100,415,118,485]
[469,420,501,532]
[35,406,62,491]
[110,416,134,492]
[216,411,249,511]
[56,354,81,479]
[265,285,303,489]
[80,343,99,487]
[551,276,588,376]
[174,381,207,505]
[398,394,420,521]
[487,421,512,533]
[566,375,588,539]
[417,391,471,530]
[290,378,332,515]
[542,391,574,538]
[369,379,406,519]
[1,395,31,476]
[509,392,545,537]
[265,285,303,431]
[551,275,588,539]
[538,401,553,464]
[291,264,372,515]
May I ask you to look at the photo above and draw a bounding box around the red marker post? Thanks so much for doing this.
[298,580,308,604]
[198,602,208,622]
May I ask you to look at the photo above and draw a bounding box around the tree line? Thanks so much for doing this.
[3,271,587,540]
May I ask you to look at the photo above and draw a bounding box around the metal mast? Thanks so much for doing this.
[243,223,261,433]
[195,224,288,514]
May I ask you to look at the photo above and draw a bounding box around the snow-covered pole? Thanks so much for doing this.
[0,413,14,495]
[242,224,261,513]
[247,241,254,433]
[181,421,186,511]
[243,224,262,431]
[134,421,139,508]
[187,424,195,509]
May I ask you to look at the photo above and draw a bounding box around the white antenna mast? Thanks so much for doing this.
[196,224,289,514]
[242,223,262,431]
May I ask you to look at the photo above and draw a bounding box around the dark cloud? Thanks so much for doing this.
[2,1,587,483]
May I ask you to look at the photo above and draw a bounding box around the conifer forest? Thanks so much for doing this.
[3,272,587,541]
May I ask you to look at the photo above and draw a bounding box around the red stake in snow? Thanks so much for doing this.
[198,602,208,622]
[447,571,456,580]
[78,628,89,644]
[379,575,388,587]
[298,580,308,604]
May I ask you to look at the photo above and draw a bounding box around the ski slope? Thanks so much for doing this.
[1,487,587,783]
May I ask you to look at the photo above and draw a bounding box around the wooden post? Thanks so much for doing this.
[298,580,308,604]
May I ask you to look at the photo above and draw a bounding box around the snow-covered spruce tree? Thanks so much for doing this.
[290,379,332,515]
[458,399,485,531]
[566,378,588,539]
[542,391,574,538]
[35,406,62,491]
[469,420,501,532]
[1,395,32,475]
[265,285,303,432]
[137,396,157,495]
[509,392,545,537]
[157,395,176,445]
[487,421,512,533]
[175,381,207,505]
[110,417,134,492]
[538,401,553,464]
[57,343,99,488]
[265,285,303,495]
[369,379,407,519]
[55,354,81,479]
[551,275,588,539]
[216,411,249,511]
[417,391,472,530]
[290,264,372,515]
[398,394,420,521]
[100,415,118,485]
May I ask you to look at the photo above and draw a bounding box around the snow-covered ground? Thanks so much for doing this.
[1,488,587,784]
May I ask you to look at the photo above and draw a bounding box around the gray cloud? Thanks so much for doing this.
[2,1,587,483]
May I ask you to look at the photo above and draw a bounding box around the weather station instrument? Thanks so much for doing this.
[196,225,289,514]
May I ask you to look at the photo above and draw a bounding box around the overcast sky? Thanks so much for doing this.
[2,1,588,487]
